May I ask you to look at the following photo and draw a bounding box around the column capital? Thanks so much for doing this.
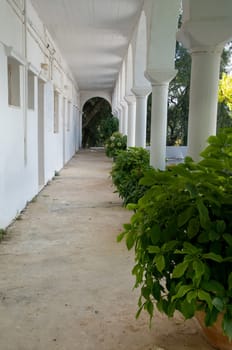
[145,69,177,86]
[177,19,231,52]
[189,45,223,56]
[131,86,151,98]
[124,95,136,105]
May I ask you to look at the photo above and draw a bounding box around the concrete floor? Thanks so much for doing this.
[0,150,213,350]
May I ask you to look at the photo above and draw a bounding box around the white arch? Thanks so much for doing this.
[131,11,150,89]
[80,90,112,111]
[145,0,180,72]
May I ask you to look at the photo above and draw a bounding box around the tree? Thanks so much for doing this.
[217,42,232,130]
[146,42,191,146]
[165,41,232,146]
[167,41,191,145]
[82,97,118,148]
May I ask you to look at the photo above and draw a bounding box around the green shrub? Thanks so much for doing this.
[105,132,127,158]
[111,147,151,206]
[118,128,232,339]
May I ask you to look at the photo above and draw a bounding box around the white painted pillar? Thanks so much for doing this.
[187,48,222,161]
[117,107,123,134]
[145,70,177,170]
[131,87,151,148]
[121,102,128,135]
[113,108,120,132]
[125,96,136,147]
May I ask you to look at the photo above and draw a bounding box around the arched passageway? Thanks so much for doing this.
[82,97,118,148]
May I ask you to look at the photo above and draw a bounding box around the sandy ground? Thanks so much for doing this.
[0,149,213,350]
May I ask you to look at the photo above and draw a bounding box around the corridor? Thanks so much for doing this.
[0,150,212,350]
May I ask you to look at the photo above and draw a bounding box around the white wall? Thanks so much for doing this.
[0,0,80,228]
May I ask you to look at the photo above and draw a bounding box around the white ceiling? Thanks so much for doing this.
[31,0,144,91]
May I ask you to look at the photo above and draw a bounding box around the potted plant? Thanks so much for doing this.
[118,128,232,349]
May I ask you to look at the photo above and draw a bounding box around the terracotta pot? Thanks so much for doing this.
[195,311,232,350]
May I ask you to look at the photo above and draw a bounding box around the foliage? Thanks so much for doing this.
[111,147,151,206]
[82,97,118,148]
[118,128,232,339]
[218,73,232,111]
[167,41,191,146]
[105,132,127,159]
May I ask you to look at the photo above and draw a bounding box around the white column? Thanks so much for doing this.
[116,107,123,134]
[187,48,222,161]
[125,96,136,147]
[121,102,128,135]
[145,70,177,170]
[131,87,151,148]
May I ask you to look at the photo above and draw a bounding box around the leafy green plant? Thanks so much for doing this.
[118,128,232,339]
[104,132,127,158]
[111,147,151,206]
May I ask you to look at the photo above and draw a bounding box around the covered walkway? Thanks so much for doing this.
[0,150,212,350]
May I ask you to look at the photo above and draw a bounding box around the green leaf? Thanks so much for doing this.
[155,254,165,273]
[228,272,232,290]
[203,252,223,263]
[144,300,154,320]
[117,231,126,242]
[126,203,137,211]
[123,223,132,230]
[196,199,210,229]
[201,280,225,294]
[172,261,189,278]
[126,232,135,250]
[193,260,205,281]
[135,305,144,319]
[156,299,164,313]
[209,230,220,242]
[212,297,224,312]
[172,285,193,301]
[183,242,201,255]
[150,224,161,244]
[223,234,232,246]
[148,245,160,254]
[152,282,161,300]
[177,207,194,228]
[198,290,213,310]
[132,264,143,285]
[180,299,196,319]
[140,170,157,186]
[204,307,219,327]
[142,286,151,300]
[187,217,200,239]
[185,182,198,198]
[198,231,209,243]
[216,220,226,234]
[222,313,232,340]
[162,240,178,253]
[187,290,197,303]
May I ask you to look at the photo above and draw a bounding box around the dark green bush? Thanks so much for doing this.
[118,128,232,339]
[111,147,151,206]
